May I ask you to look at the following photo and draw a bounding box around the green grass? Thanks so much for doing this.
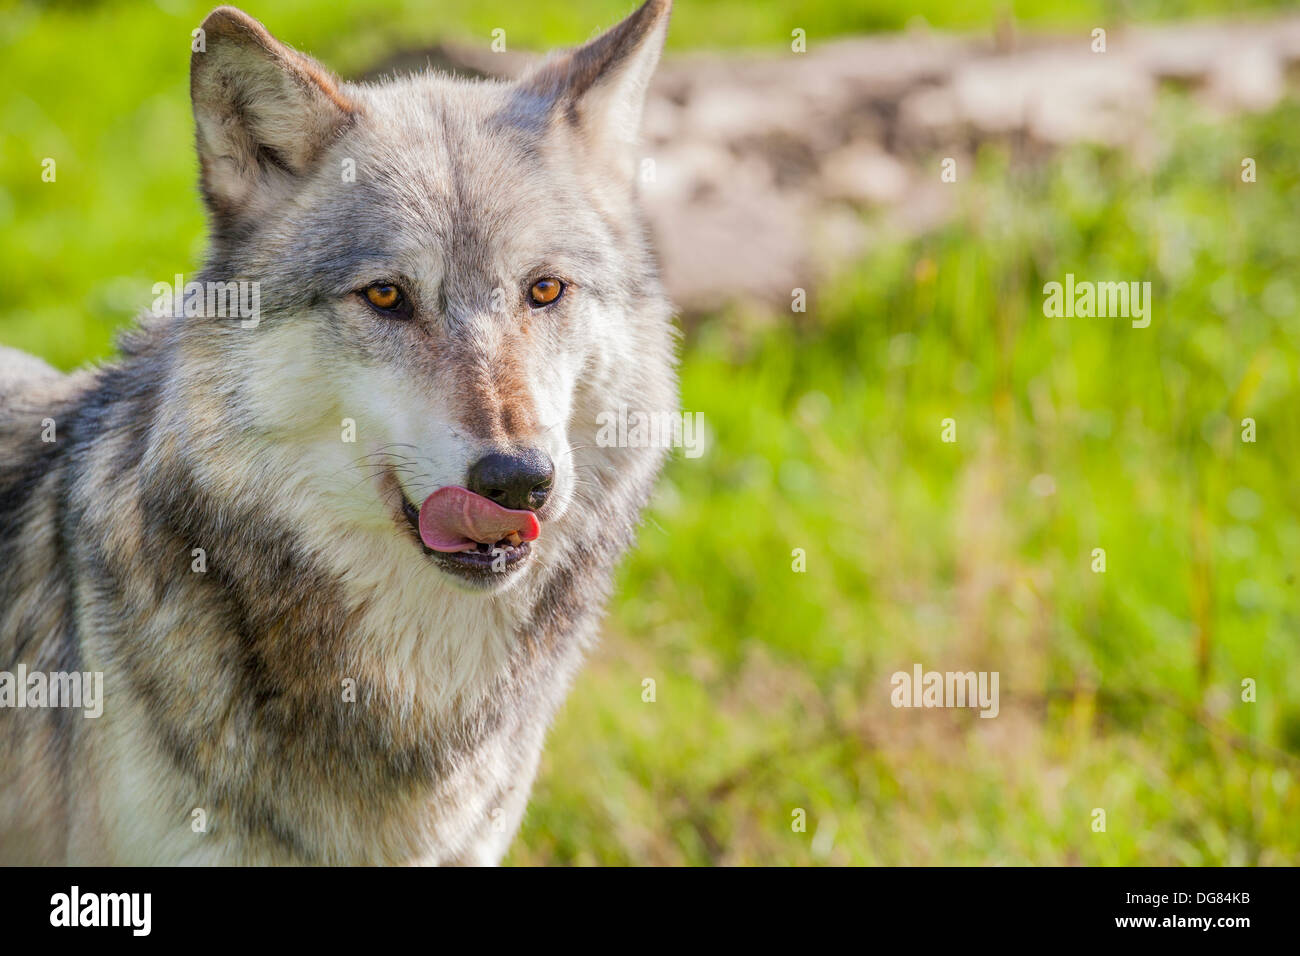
[512,101,1300,865]
[3,1,1298,865]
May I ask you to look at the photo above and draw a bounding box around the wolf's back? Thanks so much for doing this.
[0,346,83,567]
[0,345,88,862]
[0,345,60,388]
[0,344,74,614]
[0,345,92,442]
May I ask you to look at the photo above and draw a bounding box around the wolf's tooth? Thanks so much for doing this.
[507,532,522,546]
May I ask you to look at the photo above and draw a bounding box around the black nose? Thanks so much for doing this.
[466,448,554,512]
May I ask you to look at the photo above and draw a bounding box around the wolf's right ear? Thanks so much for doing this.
[190,7,355,230]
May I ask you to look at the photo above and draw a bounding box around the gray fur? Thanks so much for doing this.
[0,1,675,864]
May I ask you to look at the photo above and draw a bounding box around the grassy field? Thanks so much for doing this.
[510,97,1300,864]
[3,1,1298,865]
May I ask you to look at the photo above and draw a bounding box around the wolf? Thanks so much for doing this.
[0,0,676,864]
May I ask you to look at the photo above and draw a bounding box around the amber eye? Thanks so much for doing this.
[362,283,404,312]
[528,277,565,307]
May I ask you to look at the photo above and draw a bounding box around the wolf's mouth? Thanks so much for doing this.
[399,494,533,577]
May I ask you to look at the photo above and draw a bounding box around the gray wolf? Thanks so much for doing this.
[0,0,676,864]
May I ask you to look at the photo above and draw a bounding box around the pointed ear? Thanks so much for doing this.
[190,6,355,229]
[517,0,671,176]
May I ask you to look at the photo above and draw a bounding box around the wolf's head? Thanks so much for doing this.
[171,2,676,597]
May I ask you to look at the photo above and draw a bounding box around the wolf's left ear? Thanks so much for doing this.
[191,7,355,231]
[517,0,671,177]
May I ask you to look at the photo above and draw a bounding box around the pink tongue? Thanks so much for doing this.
[417,486,541,553]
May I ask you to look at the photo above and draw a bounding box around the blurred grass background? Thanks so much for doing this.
[3,0,1298,864]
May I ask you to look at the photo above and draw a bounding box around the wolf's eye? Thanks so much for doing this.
[528,278,565,307]
[361,283,407,315]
